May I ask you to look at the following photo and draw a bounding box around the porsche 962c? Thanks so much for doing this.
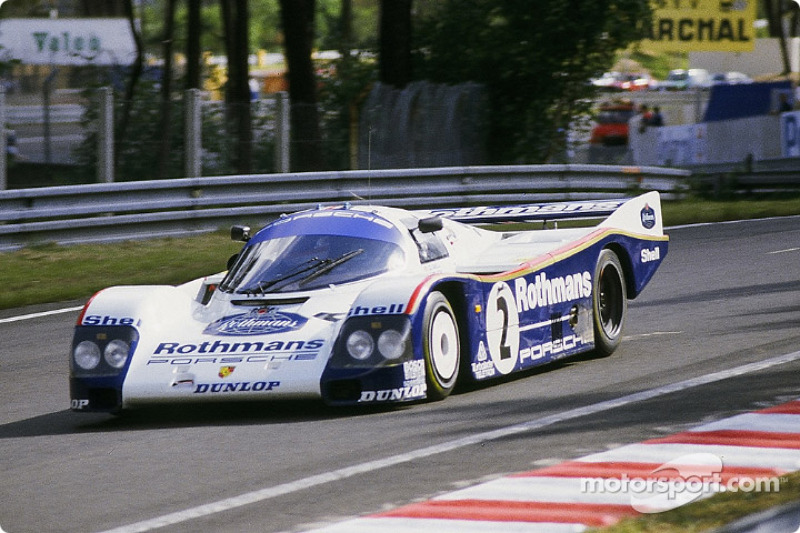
[70,192,667,411]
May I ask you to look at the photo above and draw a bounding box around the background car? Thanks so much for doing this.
[590,100,635,146]
[711,71,752,85]
[592,71,656,91]
[659,68,712,90]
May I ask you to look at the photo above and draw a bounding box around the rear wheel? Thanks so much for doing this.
[423,291,460,401]
[592,249,627,357]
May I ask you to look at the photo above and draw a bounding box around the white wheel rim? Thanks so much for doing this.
[430,309,458,382]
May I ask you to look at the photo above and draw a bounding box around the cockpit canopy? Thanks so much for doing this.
[219,209,407,294]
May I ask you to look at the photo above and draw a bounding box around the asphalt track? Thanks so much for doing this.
[1,216,799,533]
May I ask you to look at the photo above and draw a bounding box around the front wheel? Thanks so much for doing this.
[422,291,460,401]
[592,249,627,357]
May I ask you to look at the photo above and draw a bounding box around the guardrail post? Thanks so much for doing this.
[0,87,6,191]
[97,86,114,183]
[274,91,290,173]
[184,89,202,178]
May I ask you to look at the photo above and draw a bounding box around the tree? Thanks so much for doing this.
[79,0,127,17]
[279,0,324,171]
[764,0,794,74]
[379,0,412,87]
[116,0,145,162]
[221,0,253,173]
[186,0,202,90]
[415,0,652,163]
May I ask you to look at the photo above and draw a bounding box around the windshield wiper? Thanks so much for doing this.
[239,257,326,294]
[298,249,364,287]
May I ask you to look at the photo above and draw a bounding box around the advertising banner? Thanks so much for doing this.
[656,124,708,165]
[0,18,136,66]
[781,111,800,157]
[642,0,756,53]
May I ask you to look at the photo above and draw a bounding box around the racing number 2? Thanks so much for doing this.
[495,297,512,360]
[486,282,520,375]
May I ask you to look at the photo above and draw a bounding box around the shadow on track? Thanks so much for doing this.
[0,399,408,438]
[0,350,608,439]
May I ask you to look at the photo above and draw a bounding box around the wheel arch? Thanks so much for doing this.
[603,242,636,299]
[425,279,473,383]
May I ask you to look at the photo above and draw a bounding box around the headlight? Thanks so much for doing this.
[74,341,101,370]
[104,339,130,369]
[332,316,412,368]
[71,326,139,376]
[377,329,406,360]
[346,330,374,360]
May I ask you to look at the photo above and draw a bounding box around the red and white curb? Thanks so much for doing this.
[306,400,800,532]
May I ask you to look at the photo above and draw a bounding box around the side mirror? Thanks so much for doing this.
[231,225,251,242]
[418,216,443,233]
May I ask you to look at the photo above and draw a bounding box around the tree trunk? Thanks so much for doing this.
[221,0,252,174]
[340,0,353,62]
[379,0,412,87]
[279,0,324,171]
[116,0,144,165]
[234,0,252,173]
[157,0,177,179]
[186,0,202,91]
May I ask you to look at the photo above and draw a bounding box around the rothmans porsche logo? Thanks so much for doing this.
[218,366,236,378]
[204,308,308,336]
[640,204,656,229]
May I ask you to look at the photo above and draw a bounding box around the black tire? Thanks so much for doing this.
[592,249,627,357]
[422,291,460,401]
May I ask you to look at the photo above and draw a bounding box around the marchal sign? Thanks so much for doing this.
[0,18,136,66]
[642,0,756,53]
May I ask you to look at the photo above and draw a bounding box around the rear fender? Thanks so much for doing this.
[598,192,668,298]
[598,191,664,237]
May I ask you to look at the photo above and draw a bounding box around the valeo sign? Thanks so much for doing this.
[0,18,136,66]
[642,0,756,52]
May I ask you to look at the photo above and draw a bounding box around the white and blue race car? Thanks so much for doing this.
[70,192,667,411]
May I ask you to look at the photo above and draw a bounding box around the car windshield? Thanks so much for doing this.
[220,234,406,294]
[597,109,633,124]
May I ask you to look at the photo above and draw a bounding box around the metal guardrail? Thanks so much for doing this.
[683,157,800,196]
[6,104,84,125]
[0,164,690,250]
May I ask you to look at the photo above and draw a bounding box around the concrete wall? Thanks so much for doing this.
[631,115,783,166]
[690,38,800,78]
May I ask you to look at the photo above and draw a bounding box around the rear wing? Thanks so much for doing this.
[415,199,626,224]
[415,192,664,236]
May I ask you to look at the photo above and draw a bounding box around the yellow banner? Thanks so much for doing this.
[642,0,756,52]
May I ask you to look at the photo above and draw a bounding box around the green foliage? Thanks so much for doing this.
[74,82,277,181]
[317,53,379,170]
[626,50,686,79]
[414,0,652,163]
[0,232,242,310]
[200,100,276,175]
[74,81,184,181]
[317,0,379,51]
[138,0,378,55]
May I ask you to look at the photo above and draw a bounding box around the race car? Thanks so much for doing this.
[69,192,668,412]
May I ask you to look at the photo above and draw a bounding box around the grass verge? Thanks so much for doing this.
[0,230,241,310]
[595,471,800,532]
